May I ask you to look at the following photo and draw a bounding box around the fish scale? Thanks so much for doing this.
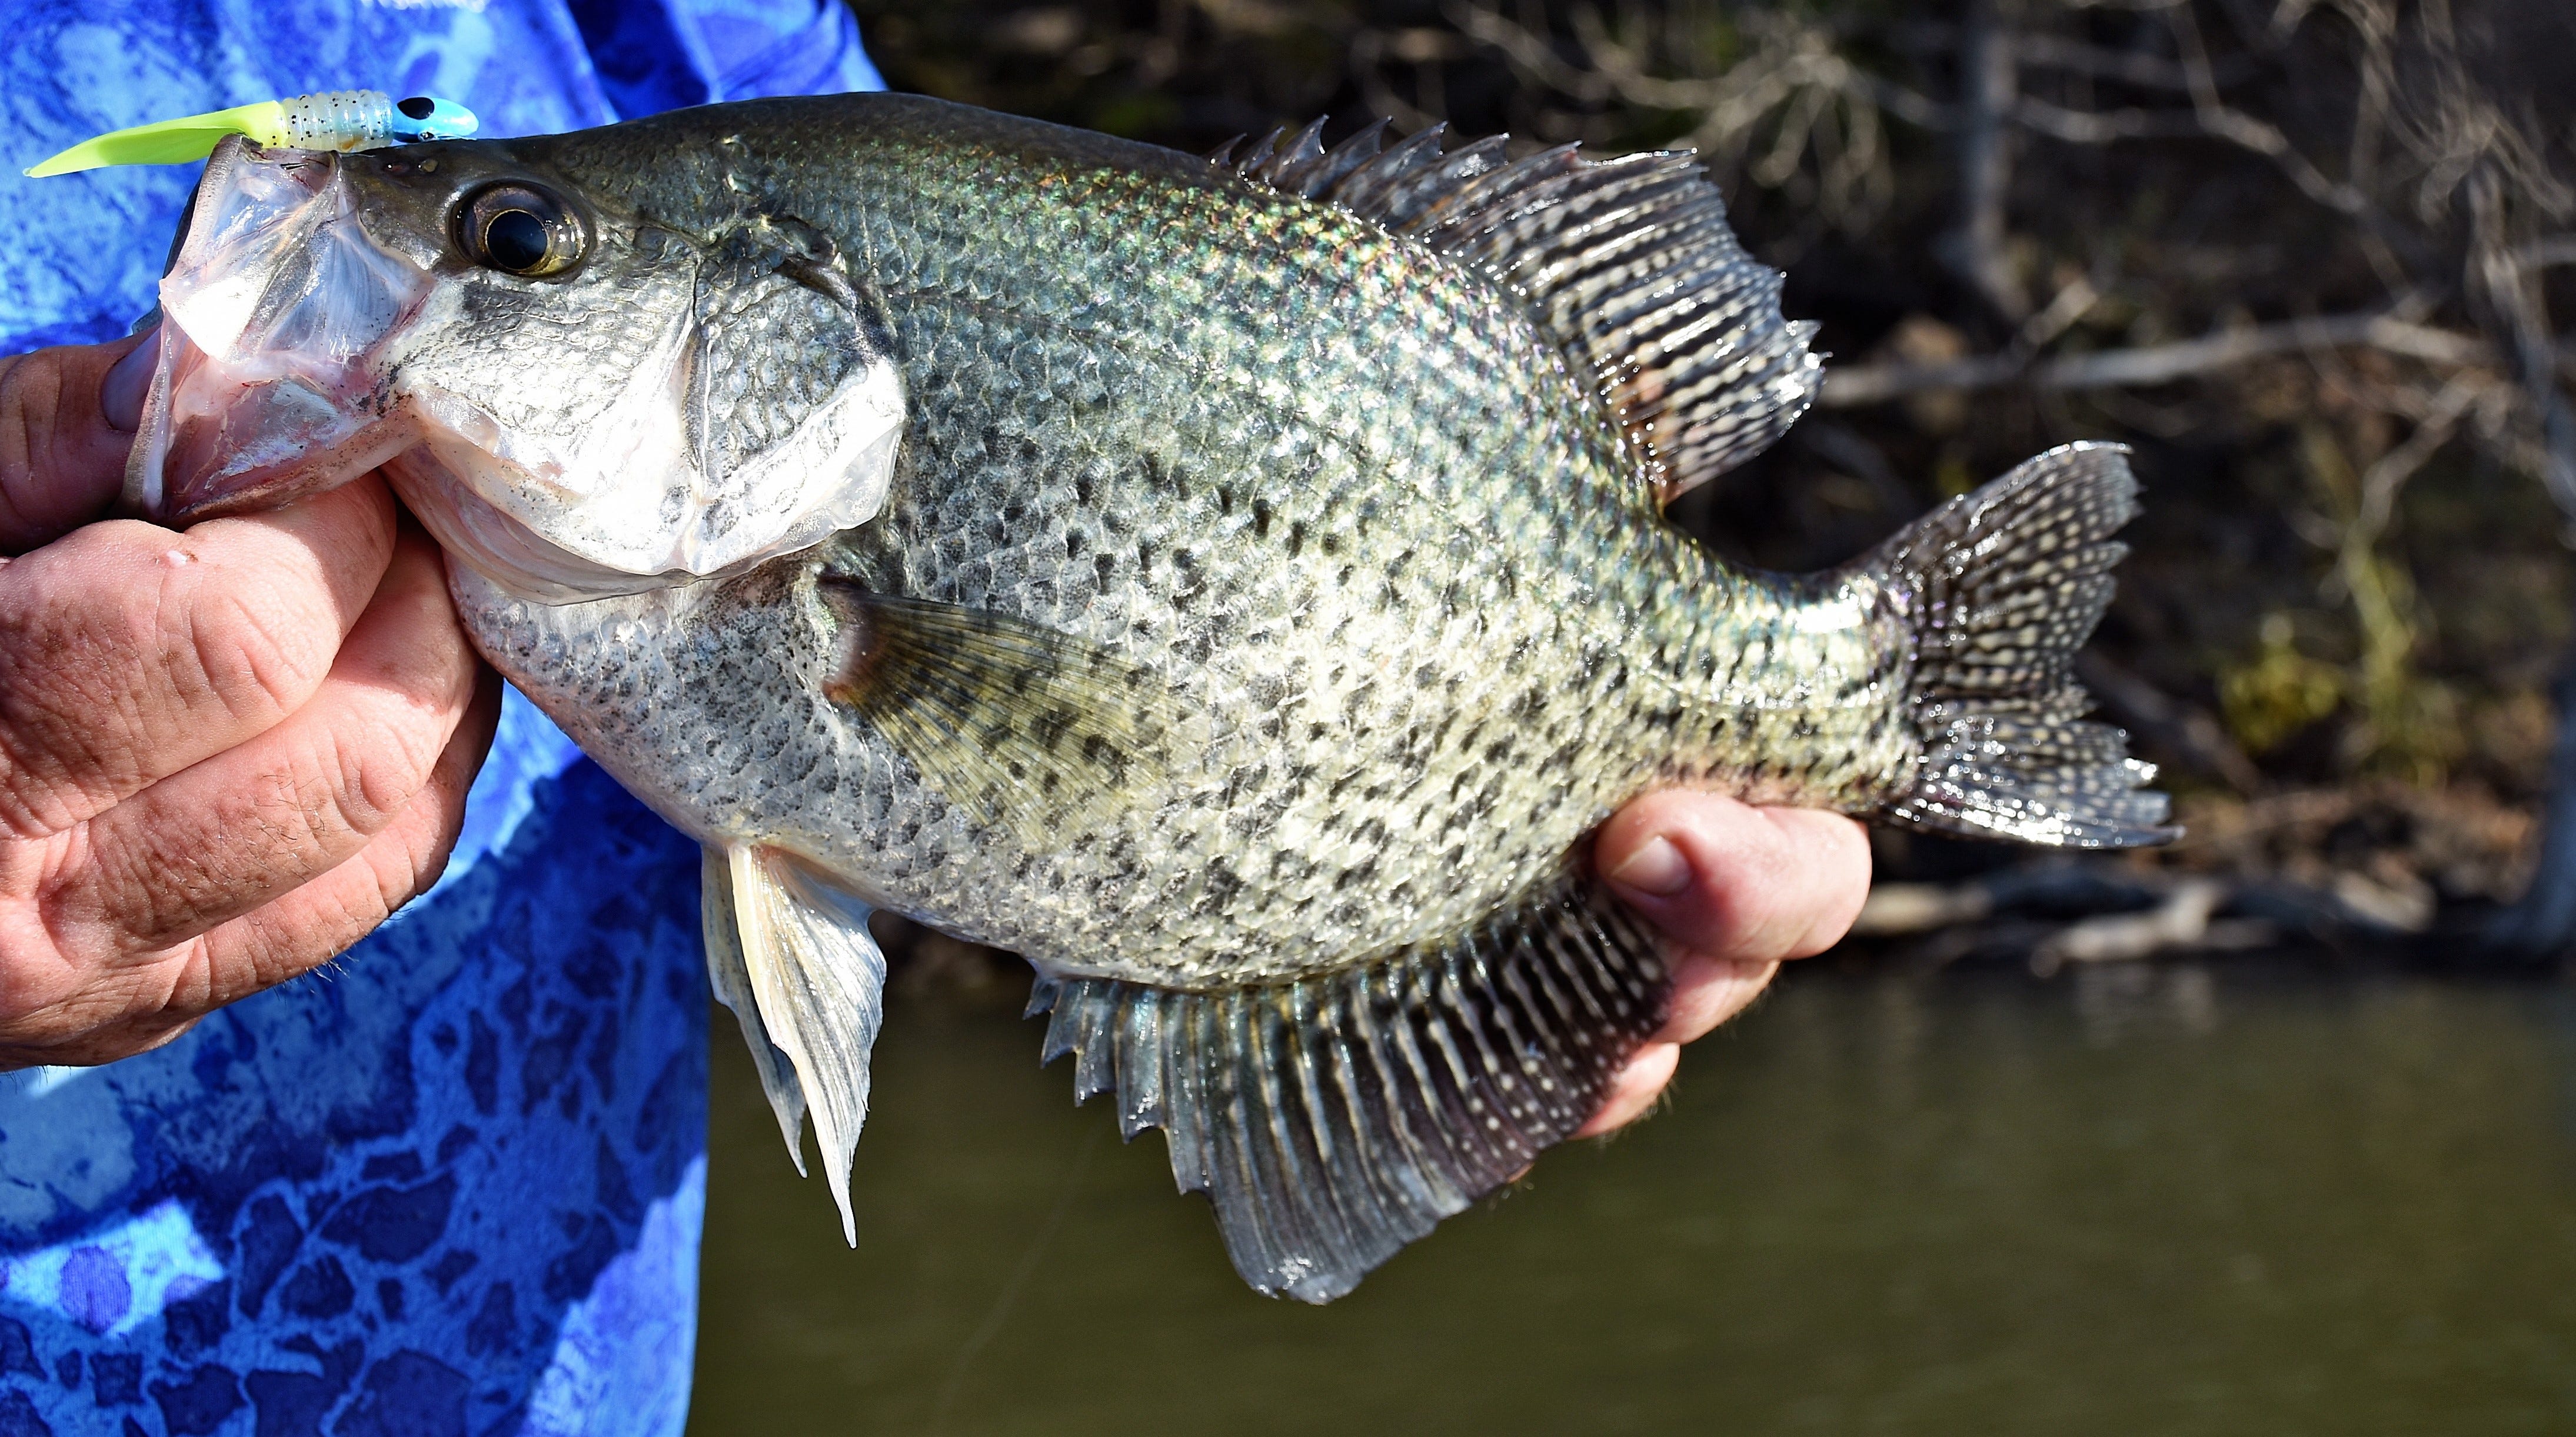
[132,92,2168,1299]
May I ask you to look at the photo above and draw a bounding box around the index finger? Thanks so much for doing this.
[0,477,400,839]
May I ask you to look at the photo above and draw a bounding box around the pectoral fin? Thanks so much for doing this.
[701,843,888,1245]
[818,583,1195,838]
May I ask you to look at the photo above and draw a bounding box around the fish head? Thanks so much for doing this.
[127,134,904,601]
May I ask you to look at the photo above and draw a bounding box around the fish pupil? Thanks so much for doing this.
[484,210,550,272]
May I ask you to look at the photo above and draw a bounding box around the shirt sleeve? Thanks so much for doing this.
[565,0,883,118]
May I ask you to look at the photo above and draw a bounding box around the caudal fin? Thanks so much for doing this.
[1868,442,2176,848]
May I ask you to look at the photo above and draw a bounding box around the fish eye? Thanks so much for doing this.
[458,183,586,278]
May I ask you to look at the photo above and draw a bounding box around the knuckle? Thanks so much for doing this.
[174,579,340,730]
[102,829,218,948]
[0,521,358,836]
[328,714,441,834]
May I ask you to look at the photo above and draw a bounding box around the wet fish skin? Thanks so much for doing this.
[135,92,2167,1299]
[458,95,1909,984]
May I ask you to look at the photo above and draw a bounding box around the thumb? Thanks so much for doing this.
[1596,791,1871,964]
[0,327,156,555]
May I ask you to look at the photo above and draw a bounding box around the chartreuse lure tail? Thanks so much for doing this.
[24,91,476,177]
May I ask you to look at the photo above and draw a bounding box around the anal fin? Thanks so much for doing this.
[1029,873,1671,1303]
[702,843,888,1245]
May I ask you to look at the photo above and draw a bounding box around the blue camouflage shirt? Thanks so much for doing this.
[0,6,879,1435]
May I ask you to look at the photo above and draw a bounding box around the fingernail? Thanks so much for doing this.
[101,326,162,434]
[1609,835,1691,896]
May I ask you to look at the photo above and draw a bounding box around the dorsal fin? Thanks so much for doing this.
[1222,119,1822,504]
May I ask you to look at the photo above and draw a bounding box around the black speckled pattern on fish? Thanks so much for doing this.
[304,92,2168,1299]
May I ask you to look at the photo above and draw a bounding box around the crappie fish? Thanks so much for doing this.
[125,94,2170,1302]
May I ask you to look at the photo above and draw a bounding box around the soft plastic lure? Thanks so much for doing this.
[24,91,477,178]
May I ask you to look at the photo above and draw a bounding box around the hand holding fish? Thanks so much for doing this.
[1586,794,1871,1133]
[0,336,498,1067]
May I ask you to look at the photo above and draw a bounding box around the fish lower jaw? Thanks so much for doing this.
[126,320,412,524]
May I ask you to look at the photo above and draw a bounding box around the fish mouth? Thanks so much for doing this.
[125,137,432,525]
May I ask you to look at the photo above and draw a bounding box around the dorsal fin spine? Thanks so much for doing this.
[1219,115,1823,502]
[1235,126,1283,177]
[1303,118,1390,197]
[1328,124,1447,218]
[1265,117,1328,180]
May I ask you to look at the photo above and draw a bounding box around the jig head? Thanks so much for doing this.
[25,91,478,178]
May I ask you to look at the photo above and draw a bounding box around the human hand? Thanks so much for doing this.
[1583,791,1871,1134]
[0,332,500,1067]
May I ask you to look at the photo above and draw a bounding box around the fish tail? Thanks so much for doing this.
[1866,441,2176,847]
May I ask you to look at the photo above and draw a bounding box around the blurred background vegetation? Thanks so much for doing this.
[844,0,2576,966]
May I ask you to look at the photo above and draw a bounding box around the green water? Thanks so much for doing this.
[686,964,2576,1435]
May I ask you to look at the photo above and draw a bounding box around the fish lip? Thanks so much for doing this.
[125,135,434,527]
[158,398,425,525]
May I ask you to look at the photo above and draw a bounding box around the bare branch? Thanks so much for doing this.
[1443,0,1939,227]
[2352,370,2490,544]
[2017,274,2102,352]
[2009,97,2205,144]
[1439,2,1610,104]
[2467,163,2576,520]
[1820,311,2494,407]
[2010,31,2257,90]
[1944,0,2028,318]
[1893,25,2259,90]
